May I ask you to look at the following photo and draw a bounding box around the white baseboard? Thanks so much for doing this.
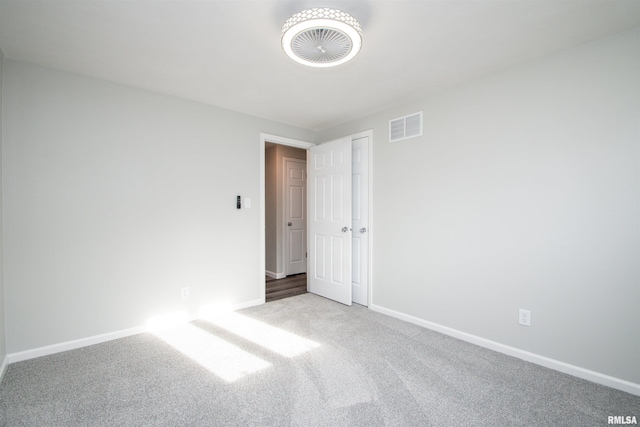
[370,303,640,397]
[265,270,285,279]
[0,355,8,383]
[6,298,266,365]
[7,325,147,364]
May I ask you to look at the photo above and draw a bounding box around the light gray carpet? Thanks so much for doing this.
[0,293,638,426]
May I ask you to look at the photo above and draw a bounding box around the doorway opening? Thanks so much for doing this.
[264,141,309,302]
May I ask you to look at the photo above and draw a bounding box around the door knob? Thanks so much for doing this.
[360,227,367,233]
[288,222,292,226]
[341,226,349,233]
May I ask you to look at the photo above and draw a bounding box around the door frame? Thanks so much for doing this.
[260,134,315,303]
[259,131,373,305]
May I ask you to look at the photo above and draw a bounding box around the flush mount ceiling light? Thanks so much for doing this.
[281,8,362,67]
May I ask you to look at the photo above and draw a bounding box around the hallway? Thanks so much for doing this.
[266,274,307,302]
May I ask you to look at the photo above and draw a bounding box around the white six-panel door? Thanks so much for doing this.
[351,136,369,306]
[285,158,307,276]
[307,137,353,306]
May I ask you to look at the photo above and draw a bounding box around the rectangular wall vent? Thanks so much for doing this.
[389,111,423,142]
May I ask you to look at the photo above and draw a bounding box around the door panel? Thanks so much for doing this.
[331,236,345,283]
[314,235,326,279]
[308,137,352,305]
[352,237,362,285]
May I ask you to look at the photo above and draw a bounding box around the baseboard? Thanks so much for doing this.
[370,303,640,397]
[265,270,285,279]
[6,298,266,365]
[0,354,8,384]
[7,325,148,364]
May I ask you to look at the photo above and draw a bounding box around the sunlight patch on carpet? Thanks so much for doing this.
[200,309,320,358]
[147,312,271,382]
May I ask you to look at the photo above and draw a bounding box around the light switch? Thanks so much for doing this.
[244,198,251,208]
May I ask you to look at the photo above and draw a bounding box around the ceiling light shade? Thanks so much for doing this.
[281,8,362,68]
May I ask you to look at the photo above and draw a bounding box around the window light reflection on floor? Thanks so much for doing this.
[199,307,320,358]
[147,312,271,383]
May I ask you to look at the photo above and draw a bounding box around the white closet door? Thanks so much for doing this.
[351,136,369,306]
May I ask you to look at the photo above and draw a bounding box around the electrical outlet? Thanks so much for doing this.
[519,309,531,326]
[181,287,190,300]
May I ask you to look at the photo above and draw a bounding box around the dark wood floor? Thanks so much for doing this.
[266,273,307,302]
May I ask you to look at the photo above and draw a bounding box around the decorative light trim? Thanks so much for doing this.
[281,8,363,67]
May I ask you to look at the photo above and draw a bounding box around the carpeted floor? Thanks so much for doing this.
[0,293,638,426]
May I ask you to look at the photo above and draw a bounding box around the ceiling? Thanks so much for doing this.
[1,0,639,131]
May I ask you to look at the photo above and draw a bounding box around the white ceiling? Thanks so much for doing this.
[1,0,639,131]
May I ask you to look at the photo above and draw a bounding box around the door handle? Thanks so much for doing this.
[360,227,367,233]
[341,226,349,233]
[288,222,292,226]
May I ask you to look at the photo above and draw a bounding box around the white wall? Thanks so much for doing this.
[0,48,6,369]
[2,60,315,353]
[319,29,640,385]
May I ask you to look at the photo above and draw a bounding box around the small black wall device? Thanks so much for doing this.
[237,195,241,209]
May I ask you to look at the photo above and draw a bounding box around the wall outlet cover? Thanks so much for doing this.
[519,309,531,326]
